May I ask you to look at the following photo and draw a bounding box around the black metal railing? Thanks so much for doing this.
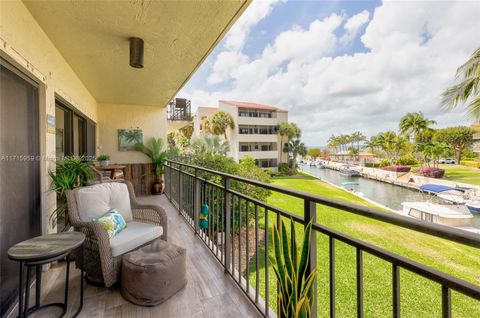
[167,98,192,121]
[164,160,480,317]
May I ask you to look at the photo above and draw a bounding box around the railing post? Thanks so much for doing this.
[304,199,317,317]
[178,163,183,214]
[168,161,172,203]
[194,168,201,234]
[224,177,231,274]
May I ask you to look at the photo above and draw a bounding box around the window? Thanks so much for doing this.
[240,145,250,152]
[55,99,96,160]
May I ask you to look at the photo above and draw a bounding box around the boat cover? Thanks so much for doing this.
[419,184,465,193]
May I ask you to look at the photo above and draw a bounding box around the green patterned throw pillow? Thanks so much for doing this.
[95,209,127,239]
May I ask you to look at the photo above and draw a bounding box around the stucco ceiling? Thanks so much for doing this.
[23,0,250,106]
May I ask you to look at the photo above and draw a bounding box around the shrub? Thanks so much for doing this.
[418,166,445,178]
[396,155,418,166]
[382,165,411,172]
[278,162,296,176]
[364,162,381,168]
[460,160,479,168]
[378,159,391,167]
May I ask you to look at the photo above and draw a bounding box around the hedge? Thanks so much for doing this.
[418,167,445,178]
[382,165,411,172]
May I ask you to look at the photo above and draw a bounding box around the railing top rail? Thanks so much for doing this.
[166,160,480,248]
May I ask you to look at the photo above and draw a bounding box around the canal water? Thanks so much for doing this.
[300,164,425,211]
[299,165,480,225]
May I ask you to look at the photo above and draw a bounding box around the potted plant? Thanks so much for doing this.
[270,218,317,318]
[49,157,93,231]
[135,138,170,194]
[97,154,110,167]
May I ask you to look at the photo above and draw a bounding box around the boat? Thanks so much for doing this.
[466,200,480,214]
[401,202,473,227]
[400,184,474,229]
[418,184,467,204]
[316,162,326,169]
[339,168,361,177]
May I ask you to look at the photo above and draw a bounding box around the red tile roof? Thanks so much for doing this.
[219,100,288,113]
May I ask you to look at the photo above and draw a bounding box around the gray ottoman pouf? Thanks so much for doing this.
[121,239,187,306]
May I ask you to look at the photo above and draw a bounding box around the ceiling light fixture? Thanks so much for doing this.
[129,37,144,68]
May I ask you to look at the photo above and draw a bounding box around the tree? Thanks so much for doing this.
[351,131,366,153]
[205,111,235,139]
[189,134,230,157]
[327,135,339,155]
[434,126,474,163]
[284,139,307,168]
[399,112,436,141]
[377,131,407,162]
[307,148,321,160]
[278,122,301,163]
[363,135,381,154]
[441,47,480,119]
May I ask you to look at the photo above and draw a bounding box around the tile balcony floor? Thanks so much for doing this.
[18,195,261,318]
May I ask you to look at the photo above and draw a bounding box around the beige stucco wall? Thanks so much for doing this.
[218,101,289,164]
[98,103,167,164]
[0,0,98,235]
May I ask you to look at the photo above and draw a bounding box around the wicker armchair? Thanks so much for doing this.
[66,181,167,287]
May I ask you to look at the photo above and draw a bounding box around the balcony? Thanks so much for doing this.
[238,150,278,160]
[20,194,261,318]
[167,98,193,122]
[163,160,480,317]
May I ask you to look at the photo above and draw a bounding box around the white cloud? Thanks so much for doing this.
[224,0,285,51]
[340,10,370,45]
[182,1,480,146]
[207,0,284,84]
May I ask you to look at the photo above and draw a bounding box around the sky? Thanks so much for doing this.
[178,0,480,147]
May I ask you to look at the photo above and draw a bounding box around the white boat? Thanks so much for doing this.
[401,184,475,230]
[466,200,480,214]
[436,192,466,204]
[340,169,361,177]
[316,162,326,169]
[401,202,473,227]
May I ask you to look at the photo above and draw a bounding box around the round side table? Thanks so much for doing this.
[8,232,85,318]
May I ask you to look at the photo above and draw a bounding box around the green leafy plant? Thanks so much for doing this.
[135,138,172,180]
[270,219,317,318]
[96,154,110,161]
[49,157,94,229]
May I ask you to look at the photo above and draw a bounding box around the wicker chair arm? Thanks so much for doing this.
[131,204,168,240]
[70,218,114,283]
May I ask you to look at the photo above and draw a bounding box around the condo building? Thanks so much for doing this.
[194,100,289,169]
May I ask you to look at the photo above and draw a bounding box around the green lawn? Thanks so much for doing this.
[247,174,480,317]
[441,164,480,185]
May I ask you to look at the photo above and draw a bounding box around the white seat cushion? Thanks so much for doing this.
[110,221,163,257]
[76,182,132,222]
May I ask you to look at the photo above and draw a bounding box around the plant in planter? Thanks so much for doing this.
[97,154,110,167]
[49,157,93,231]
[135,138,171,194]
[270,218,317,318]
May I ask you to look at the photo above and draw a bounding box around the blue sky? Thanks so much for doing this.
[180,0,479,146]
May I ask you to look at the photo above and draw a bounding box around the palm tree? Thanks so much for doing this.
[135,138,170,182]
[378,131,407,162]
[351,131,366,152]
[284,139,307,168]
[278,122,301,163]
[327,135,339,155]
[205,111,235,139]
[189,134,230,156]
[399,112,436,141]
[441,47,480,119]
[278,122,292,163]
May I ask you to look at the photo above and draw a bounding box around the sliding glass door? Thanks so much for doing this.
[0,61,41,316]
